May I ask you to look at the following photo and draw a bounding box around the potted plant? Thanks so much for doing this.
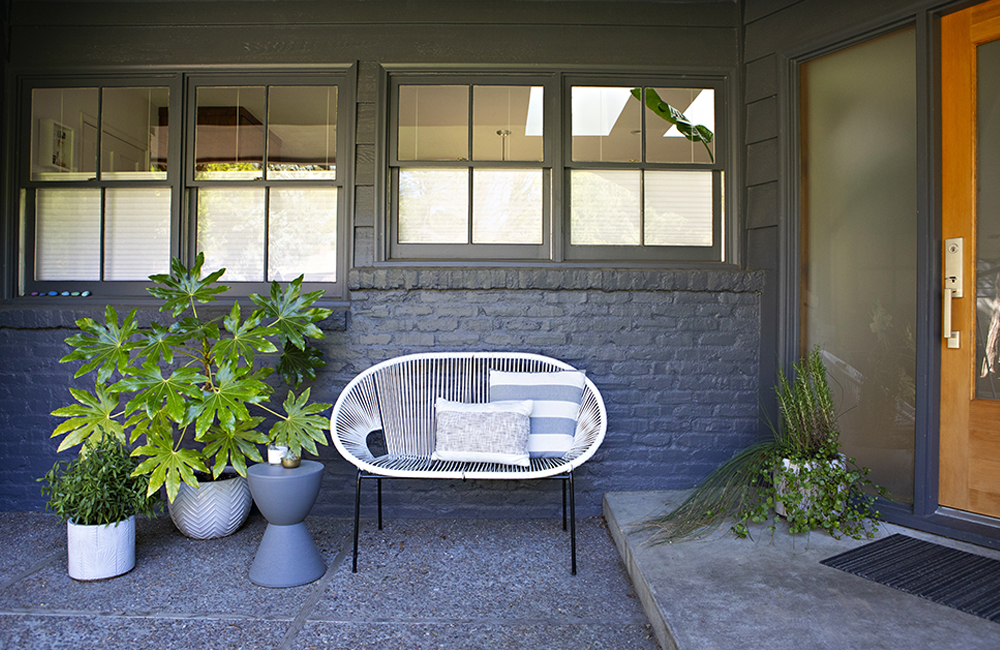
[39,434,159,580]
[640,346,886,542]
[49,254,333,539]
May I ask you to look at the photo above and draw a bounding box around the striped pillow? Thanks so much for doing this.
[489,370,586,458]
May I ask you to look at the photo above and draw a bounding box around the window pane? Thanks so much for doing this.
[267,86,337,180]
[195,87,266,180]
[101,87,169,180]
[398,86,469,161]
[802,27,916,503]
[472,169,543,244]
[398,169,468,243]
[31,88,98,181]
[644,171,712,246]
[197,188,265,281]
[35,189,101,280]
[571,87,641,163]
[268,188,338,282]
[472,86,543,162]
[644,88,715,164]
[570,170,640,245]
[104,188,171,280]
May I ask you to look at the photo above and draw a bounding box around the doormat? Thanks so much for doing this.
[821,534,1000,622]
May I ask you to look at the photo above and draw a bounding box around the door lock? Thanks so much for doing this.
[944,237,964,349]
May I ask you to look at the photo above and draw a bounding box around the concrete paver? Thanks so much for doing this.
[604,490,1000,650]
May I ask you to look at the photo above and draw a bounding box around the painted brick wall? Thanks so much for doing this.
[0,267,763,518]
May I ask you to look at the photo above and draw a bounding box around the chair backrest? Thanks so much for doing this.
[369,352,579,457]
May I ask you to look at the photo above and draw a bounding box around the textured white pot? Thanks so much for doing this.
[67,515,136,581]
[168,470,252,539]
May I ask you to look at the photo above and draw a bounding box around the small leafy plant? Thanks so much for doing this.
[49,254,333,502]
[40,435,159,527]
[641,346,886,542]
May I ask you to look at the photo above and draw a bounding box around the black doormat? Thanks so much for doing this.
[821,534,1000,622]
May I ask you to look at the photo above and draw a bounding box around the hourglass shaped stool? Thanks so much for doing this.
[246,460,326,587]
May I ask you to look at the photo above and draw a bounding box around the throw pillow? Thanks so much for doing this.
[488,370,586,458]
[431,398,533,467]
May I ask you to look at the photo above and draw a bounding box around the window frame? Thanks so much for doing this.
[382,70,728,266]
[15,69,353,302]
[184,73,352,298]
[562,75,726,263]
[18,74,185,298]
[387,74,556,261]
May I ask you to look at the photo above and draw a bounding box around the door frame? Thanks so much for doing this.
[779,1,1000,549]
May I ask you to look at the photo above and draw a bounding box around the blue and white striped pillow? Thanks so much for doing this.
[488,370,586,458]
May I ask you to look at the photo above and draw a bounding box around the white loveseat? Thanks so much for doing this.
[330,352,607,573]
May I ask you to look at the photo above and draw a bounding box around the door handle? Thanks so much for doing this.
[944,237,964,349]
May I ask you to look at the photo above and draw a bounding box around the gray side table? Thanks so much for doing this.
[246,460,326,587]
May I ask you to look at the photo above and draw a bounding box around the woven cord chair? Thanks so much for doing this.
[330,352,607,574]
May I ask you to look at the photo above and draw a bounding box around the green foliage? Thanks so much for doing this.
[39,435,160,526]
[50,253,334,501]
[631,87,715,163]
[640,345,887,543]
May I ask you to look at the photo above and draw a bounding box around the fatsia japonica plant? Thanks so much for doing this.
[50,254,333,502]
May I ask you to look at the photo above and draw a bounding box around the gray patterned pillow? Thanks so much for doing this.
[431,398,533,467]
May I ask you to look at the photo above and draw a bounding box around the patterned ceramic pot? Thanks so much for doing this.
[67,515,135,581]
[168,470,252,540]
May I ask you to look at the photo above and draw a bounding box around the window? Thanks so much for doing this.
[387,73,725,264]
[389,79,550,260]
[24,83,174,286]
[19,72,350,299]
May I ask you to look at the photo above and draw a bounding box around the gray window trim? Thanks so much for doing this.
[382,69,730,266]
[14,67,355,303]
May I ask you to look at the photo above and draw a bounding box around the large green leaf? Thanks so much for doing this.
[60,306,141,382]
[276,342,326,388]
[133,322,184,365]
[50,384,125,452]
[269,388,332,458]
[249,275,331,350]
[115,364,204,422]
[199,417,267,478]
[132,424,208,502]
[633,87,715,163]
[211,302,279,367]
[190,364,271,437]
[147,253,229,317]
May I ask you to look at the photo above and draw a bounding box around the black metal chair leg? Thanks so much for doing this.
[378,478,383,530]
[562,478,568,531]
[353,470,363,573]
[569,472,577,575]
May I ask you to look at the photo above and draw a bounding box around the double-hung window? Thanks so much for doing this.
[23,80,179,292]
[386,73,725,264]
[566,78,722,262]
[389,77,552,260]
[188,76,345,290]
[18,72,349,300]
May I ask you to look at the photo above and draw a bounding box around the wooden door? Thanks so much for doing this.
[940,0,1000,517]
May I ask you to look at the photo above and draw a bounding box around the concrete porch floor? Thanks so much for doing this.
[604,490,1000,650]
[4,492,1000,649]
[0,510,656,649]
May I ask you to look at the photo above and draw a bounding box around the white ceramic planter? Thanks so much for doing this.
[67,515,135,581]
[168,471,252,540]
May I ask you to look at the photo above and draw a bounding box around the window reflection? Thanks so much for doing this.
[195,87,266,180]
[102,87,169,180]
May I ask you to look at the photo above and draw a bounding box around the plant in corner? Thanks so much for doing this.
[39,434,160,580]
[49,253,333,539]
[640,346,887,543]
